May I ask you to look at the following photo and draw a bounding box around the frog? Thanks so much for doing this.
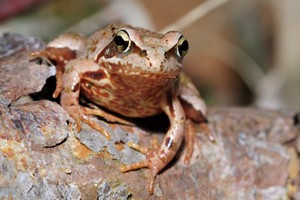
[33,24,214,194]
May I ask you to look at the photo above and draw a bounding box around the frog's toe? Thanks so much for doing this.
[69,116,82,132]
[200,123,216,143]
[120,159,148,172]
[126,135,159,155]
[30,50,45,59]
[67,109,111,140]
[127,142,149,155]
[81,117,111,140]
[120,157,158,194]
[82,107,132,126]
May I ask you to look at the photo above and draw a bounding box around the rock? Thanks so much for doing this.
[0,33,299,199]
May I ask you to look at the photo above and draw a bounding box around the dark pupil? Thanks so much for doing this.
[114,35,127,47]
[179,40,189,54]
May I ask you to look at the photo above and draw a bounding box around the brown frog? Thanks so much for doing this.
[33,24,214,194]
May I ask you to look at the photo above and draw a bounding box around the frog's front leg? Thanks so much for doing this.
[32,33,87,98]
[60,59,113,139]
[120,92,185,194]
[31,47,77,98]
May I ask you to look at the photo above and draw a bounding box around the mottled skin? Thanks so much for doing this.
[33,24,213,194]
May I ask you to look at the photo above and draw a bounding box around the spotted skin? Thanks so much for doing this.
[33,24,214,194]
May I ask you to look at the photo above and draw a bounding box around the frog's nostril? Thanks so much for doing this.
[140,49,147,57]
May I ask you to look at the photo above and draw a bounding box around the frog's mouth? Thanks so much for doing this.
[102,61,182,79]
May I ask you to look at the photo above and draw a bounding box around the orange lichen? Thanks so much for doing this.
[20,157,29,169]
[1,147,15,158]
[287,147,299,197]
[71,138,94,160]
[98,147,112,159]
[109,124,117,130]
[114,141,125,151]
[120,125,135,134]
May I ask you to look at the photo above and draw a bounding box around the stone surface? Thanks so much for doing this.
[0,33,299,199]
[0,33,51,106]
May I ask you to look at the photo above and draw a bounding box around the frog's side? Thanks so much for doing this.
[34,24,213,194]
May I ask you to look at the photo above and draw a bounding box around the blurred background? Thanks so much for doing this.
[0,0,299,110]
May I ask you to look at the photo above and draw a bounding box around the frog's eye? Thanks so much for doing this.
[176,36,189,58]
[114,30,131,53]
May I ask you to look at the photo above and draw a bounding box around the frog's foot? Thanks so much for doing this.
[120,139,162,194]
[31,50,54,66]
[67,107,111,140]
[82,107,133,126]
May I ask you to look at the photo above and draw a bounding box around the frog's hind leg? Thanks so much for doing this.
[178,74,215,143]
[183,118,216,164]
[178,73,215,164]
[183,119,196,164]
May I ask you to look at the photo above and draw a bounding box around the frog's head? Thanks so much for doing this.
[88,24,189,79]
